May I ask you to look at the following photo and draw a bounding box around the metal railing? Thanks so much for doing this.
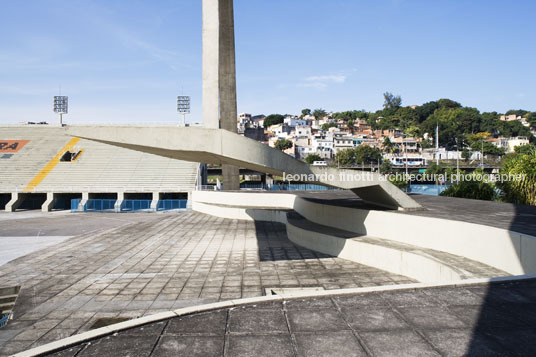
[240,183,339,191]
[157,199,188,211]
[71,198,188,212]
[120,199,152,212]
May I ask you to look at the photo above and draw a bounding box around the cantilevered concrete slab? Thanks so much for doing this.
[65,126,422,211]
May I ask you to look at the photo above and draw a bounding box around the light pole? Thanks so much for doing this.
[481,139,484,167]
[435,122,439,165]
[177,96,190,126]
[456,137,460,181]
[53,96,68,126]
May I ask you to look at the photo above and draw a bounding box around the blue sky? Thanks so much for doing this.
[0,0,534,125]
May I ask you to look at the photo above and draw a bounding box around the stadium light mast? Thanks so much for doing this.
[53,96,68,126]
[177,96,190,126]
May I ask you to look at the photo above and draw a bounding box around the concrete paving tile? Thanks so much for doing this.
[284,297,336,310]
[382,290,441,307]
[165,310,226,336]
[287,308,348,332]
[294,331,366,357]
[361,330,440,356]
[227,335,294,357]
[343,307,409,331]
[423,287,485,306]
[448,305,529,329]
[77,335,157,357]
[423,328,507,356]
[229,308,287,334]
[152,335,224,357]
[119,321,167,337]
[398,306,466,329]
[485,328,536,355]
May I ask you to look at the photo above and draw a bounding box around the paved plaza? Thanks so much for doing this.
[0,211,414,355]
[46,278,536,357]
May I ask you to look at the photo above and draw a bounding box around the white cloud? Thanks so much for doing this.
[298,74,347,89]
[304,75,346,83]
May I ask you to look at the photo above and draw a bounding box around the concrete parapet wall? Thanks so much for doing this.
[192,191,536,276]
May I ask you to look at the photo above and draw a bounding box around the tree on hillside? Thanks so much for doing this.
[355,145,382,164]
[313,108,328,120]
[274,139,293,151]
[334,148,355,166]
[305,154,322,165]
[263,114,285,127]
[321,122,337,131]
[437,98,462,109]
[300,108,311,118]
[505,109,529,117]
[496,150,536,205]
[383,92,402,111]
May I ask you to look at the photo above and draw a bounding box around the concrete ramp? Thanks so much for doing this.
[65,126,422,211]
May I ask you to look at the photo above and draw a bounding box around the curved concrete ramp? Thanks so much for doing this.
[65,126,421,211]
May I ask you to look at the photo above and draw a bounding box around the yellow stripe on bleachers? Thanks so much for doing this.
[23,137,81,192]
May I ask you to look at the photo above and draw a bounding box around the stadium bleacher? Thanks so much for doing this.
[0,126,199,211]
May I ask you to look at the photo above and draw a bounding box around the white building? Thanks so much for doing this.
[284,116,307,127]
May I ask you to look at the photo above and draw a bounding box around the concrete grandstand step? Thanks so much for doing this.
[192,201,508,283]
[285,211,507,282]
[1,126,198,195]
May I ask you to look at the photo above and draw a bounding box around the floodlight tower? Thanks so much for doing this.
[53,96,68,126]
[177,96,190,126]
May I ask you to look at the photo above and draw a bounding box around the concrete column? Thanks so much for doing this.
[78,192,89,211]
[115,192,124,212]
[150,192,160,211]
[202,0,240,190]
[5,192,23,212]
[202,0,221,130]
[41,192,55,212]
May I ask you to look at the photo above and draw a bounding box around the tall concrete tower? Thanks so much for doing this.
[202,0,240,190]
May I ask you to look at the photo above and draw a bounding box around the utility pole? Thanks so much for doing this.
[456,137,460,181]
[481,139,484,167]
[435,123,439,165]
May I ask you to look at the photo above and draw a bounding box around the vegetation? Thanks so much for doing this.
[334,146,382,166]
[332,94,536,152]
[274,139,293,151]
[321,122,337,131]
[313,108,328,120]
[440,180,497,201]
[300,108,311,118]
[305,153,322,165]
[496,149,536,205]
[263,114,285,128]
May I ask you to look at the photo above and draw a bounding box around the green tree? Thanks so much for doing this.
[383,92,402,111]
[300,108,311,118]
[274,139,293,151]
[305,154,322,165]
[496,149,536,205]
[334,148,355,166]
[313,108,328,120]
[515,144,536,155]
[440,180,497,201]
[462,149,472,161]
[321,122,337,131]
[379,159,392,174]
[263,114,285,127]
[382,137,395,154]
[354,145,382,164]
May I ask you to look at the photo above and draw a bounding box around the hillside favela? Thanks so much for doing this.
[1,1,535,356]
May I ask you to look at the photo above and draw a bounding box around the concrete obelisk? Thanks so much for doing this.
[202,0,240,190]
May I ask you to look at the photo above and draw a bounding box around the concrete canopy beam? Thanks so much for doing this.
[65,126,422,211]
